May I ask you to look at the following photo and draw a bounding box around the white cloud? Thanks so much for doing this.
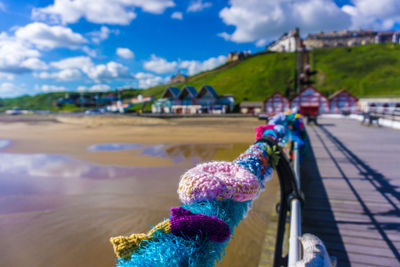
[41,84,67,92]
[0,72,14,80]
[88,26,119,44]
[85,61,132,81]
[35,69,82,81]
[116,48,134,59]
[0,32,45,74]
[82,46,97,57]
[187,0,212,12]
[255,39,267,47]
[135,72,164,88]
[51,56,133,82]
[219,0,351,44]
[90,84,111,91]
[143,54,178,74]
[32,0,175,25]
[143,54,227,76]
[342,0,400,30]
[171,11,183,20]
[217,32,230,41]
[15,22,87,49]
[179,55,226,75]
[20,58,48,70]
[0,82,19,97]
[78,84,111,92]
[51,56,93,70]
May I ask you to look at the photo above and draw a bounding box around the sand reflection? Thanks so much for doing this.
[89,143,235,163]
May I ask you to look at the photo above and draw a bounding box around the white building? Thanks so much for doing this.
[267,28,302,52]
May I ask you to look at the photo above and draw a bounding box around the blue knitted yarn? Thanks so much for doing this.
[233,142,274,186]
[117,200,249,267]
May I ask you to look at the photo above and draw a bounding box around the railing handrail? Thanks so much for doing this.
[257,136,303,267]
[288,142,302,266]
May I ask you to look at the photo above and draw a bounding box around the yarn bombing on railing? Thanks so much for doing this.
[110,111,304,267]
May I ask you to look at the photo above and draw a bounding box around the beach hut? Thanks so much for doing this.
[152,87,181,113]
[197,85,235,114]
[197,85,218,113]
[264,92,290,115]
[290,87,329,114]
[329,89,358,114]
[173,86,199,114]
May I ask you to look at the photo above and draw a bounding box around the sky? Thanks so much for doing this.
[0,0,399,98]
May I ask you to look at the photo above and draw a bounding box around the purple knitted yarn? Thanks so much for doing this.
[170,207,230,242]
[178,161,259,204]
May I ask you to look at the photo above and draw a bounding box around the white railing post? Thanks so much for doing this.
[288,142,302,266]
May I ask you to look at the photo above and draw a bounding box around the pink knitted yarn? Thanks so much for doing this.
[178,161,260,204]
[255,124,276,140]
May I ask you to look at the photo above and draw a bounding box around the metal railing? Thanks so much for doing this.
[257,137,303,267]
[288,142,302,266]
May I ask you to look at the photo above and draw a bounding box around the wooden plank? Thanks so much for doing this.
[301,118,400,266]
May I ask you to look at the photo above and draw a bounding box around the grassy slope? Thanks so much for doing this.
[142,53,296,102]
[2,44,400,110]
[312,44,400,97]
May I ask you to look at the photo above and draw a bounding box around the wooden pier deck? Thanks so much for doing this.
[301,117,400,267]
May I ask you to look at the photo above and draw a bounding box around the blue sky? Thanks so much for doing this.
[0,0,399,98]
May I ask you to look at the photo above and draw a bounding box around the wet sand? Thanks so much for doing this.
[0,115,278,267]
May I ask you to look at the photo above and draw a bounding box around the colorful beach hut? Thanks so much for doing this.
[152,87,181,113]
[173,86,199,114]
[197,85,218,113]
[264,92,290,115]
[290,87,329,114]
[329,89,358,114]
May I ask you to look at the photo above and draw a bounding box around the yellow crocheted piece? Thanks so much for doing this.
[110,219,171,260]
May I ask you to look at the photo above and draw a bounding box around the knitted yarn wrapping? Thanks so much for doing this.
[113,112,304,267]
[178,161,260,204]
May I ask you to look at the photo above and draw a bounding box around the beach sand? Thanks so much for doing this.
[0,115,278,267]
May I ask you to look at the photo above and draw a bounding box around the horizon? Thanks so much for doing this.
[0,0,400,98]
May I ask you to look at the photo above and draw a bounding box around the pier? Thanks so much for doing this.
[302,117,400,266]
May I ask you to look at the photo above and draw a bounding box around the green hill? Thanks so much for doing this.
[144,44,400,100]
[1,44,400,111]
[142,52,296,102]
[311,44,400,97]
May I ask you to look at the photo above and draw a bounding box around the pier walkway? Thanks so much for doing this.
[301,117,400,267]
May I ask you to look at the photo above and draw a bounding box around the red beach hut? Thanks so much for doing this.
[291,87,329,115]
[329,89,358,114]
[264,92,290,115]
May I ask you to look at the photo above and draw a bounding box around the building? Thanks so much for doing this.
[329,89,358,114]
[240,102,263,114]
[151,87,180,113]
[170,71,188,84]
[172,86,199,114]
[290,87,329,114]
[152,85,234,114]
[304,29,400,50]
[357,97,400,113]
[130,95,154,104]
[375,31,400,44]
[226,51,250,63]
[264,92,290,115]
[267,28,303,52]
[197,85,234,113]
